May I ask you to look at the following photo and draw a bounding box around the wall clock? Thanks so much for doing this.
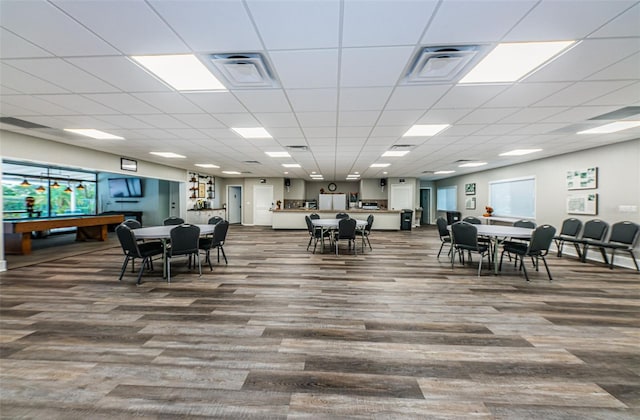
[328,182,337,192]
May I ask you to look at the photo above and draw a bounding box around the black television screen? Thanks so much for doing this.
[108,178,143,198]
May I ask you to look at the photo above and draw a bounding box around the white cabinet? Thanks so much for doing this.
[319,194,346,211]
[186,209,226,224]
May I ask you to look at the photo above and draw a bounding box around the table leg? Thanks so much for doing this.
[161,238,168,280]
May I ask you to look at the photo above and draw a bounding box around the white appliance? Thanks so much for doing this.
[319,194,346,211]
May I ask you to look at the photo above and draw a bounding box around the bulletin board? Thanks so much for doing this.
[566,167,597,190]
[567,193,598,215]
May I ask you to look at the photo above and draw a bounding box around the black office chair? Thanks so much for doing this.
[163,216,185,226]
[451,221,490,276]
[121,219,142,229]
[553,218,582,257]
[359,214,374,251]
[207,216,224,225]
[199,220,229,270]
[499,224,556,281]
[166,224,201,282]
[462,216,482,224]
[581,221,639,271]
[335,213,350,219]
[463,216,491,259]
[561,219,609,261]
[505,220,537,264]
[435,217,452,259]
[115,224,163,285]
[309,213,321,220]
[333,218,357,255]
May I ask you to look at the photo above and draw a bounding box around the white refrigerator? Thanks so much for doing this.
[319,194,346,211]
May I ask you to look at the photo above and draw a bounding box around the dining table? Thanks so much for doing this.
[311,218,368,253]
[133,224,216,279]
[448,224,533,274]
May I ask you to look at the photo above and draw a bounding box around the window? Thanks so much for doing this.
[489,176,535,218]
[436,185,457,211]
[2,161,97,219]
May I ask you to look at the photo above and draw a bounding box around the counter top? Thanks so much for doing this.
[272,208,401,213]
[187,208,225,212]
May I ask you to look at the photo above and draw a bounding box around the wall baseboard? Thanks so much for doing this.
[556,247,638,271]
[0,259,6,272]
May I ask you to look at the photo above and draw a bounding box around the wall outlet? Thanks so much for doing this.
[618,205,638,213]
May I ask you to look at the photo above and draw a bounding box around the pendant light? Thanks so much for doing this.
[64,185,73,193]
[20,178,31,187]
[36,185,46,193]
[76,182,85,191]
[51,180,60,189]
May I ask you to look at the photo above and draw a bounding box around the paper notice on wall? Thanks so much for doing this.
[567,193,598,215]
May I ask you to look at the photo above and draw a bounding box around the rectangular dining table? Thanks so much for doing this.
[311,218,368,253]
[449,224,533,274]
[133,224,216,279]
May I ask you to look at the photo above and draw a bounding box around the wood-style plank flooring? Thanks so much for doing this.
[1,225,639,419]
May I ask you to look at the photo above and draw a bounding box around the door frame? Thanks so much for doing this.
[226,185,243,224]
[253,184,274,226]
[420,187,431,225]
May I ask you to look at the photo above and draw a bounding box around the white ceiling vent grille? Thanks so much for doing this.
[403,45,480,84]
[390,144,415,150]
[210,53,279,89]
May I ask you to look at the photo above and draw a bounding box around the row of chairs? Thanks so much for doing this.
[554,218,639,271]
[115,216,229,284]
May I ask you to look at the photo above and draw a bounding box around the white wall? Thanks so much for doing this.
[435,139,640,268]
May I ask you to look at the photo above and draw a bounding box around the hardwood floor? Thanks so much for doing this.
[1,225,638,419]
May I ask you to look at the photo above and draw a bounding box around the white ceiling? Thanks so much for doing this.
[1,0,639,181]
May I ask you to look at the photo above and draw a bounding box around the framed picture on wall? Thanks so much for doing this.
[465,183,476,195]
[121,158,137,172]
[465,197,476,210]
[198,183,206,198]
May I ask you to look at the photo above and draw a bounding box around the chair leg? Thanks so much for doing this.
[220,246,228,264]
[598,247,609,266]
[119,256,130,280]
[206,249,213,271]
[499,250,505,272]
[136,257,148,285]
[581,244,589,263]
[167,257,171,283]
[628,250,639,271]
[520,258,530,281]
[437,242,445,258]
[541,256,552,281]
[477,253,483,277]
[196,252,202,277]
[307,235,313,251]
[609,249,615,269]
[574,242,583,260]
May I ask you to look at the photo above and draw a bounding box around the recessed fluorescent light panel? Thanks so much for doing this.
[265,151,291,158]
[195,164,220,168]
[458,162,487,167]
[577,121,640,134]
[459,41,575,83]
[370,163,391,168]
[131,54,226,91]
[499,149,542,156]
[232,127,272,138]
[403,124,450,137]
[222,171,241,175]
[150,152,185,158]
[63,129,123,140]
[382,150,410,157]
[282,163,301,168]
[434,170,455,174]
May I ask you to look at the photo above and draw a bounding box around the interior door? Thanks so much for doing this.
[420,188,431,224]
[253,185,273,226]
[227,186,242,224]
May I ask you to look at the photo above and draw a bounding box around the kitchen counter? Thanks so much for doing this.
[185,208,226,224]
[271,209,402,230]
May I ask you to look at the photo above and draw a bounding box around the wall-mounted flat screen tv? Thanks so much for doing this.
[108,178,143,198]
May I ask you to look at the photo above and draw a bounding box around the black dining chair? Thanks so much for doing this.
[199,220,229,270]
[166,224,201,282]
[499,224,556,281]
[163,216,185,226]
[462,216,482,224]
[115,224,163,285]
[450,221,490,276]
[463,216,492,259]
[121,219,142,229]
[553,218,583,257]
[581,221,639,271]
[309,213,321,220]
[359,214,374,251]
[335,212,350,219]
[305,215,329,253]
[435,217,452,259]
[207,216,224,225]
[334,218,357,255]
[561,219,609,262]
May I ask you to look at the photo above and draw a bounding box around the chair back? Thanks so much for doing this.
[608,221,640,246]
[514,220,536,229]
[462,216,481,225]
[451,221,478,250]
[164,216,185,226]
[436,217,449,238]
[169,224,200,256]
[212,220,229,246]
[121,219,142,229]
[309,213,320,220]
[365,214,374,233]
[207,216,224,225]
[559,218,582,237]
[336,218,357,239]
[581,219,609,241]
[115,224,141,258]
[336,213,350,219]
[527,225,556,255]
[305,215,314,234]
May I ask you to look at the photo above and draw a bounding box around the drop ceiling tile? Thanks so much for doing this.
[342,0,436,47]
[422,0,536,44]
[456,108,517,125]
[133,92,203,114]
[95,115,154,130]
[586,52,640,81]
[504,0,635,41]
[253,113,299,128]
[213,113,260,128]
[53,0,189,55]
[338,126,373,137]
[166,128,209,139]
[340,46,414,87]
[416,108,473,124]
[0,28,52,59]
[0,0,118,56]
[267,127,305,138]
[6,58,119,93]
[510,123,568,135]
[377,109,423,126]
[338,111,380,127]
[233,90,292,113]
[173,114,226,129]
[133,114,190,129]
[296,111,337,127]
[484,83,572,108]
[542,106,619,123]
[1,95,76,115]
[434,85,508,108]
[338,87,393,111]
[498,107,567,124]
[270,49,339,89]
[0,100,34,116]
[590,3,640,37]
[302,126,337,137]
[149,0,262,52]
[385,85,452,110]
[473,124,525,136]
[534,80,635,107]
[246,0,340,49]
[440,124,484,136]
[0,63,68,94]
[183,92,248,114]
[33,94,117,114]
[369,126,406,137]
[67,57,171,92]
[287,88,338,112]
[83,93,162,114]
[584,82,640,106]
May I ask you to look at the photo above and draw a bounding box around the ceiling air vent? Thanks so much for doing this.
[404,45,480,84]
[286,145,309,152]
[210,53,279,89]
[0,117,50,129]
[390,144,415,150]
[243,160,261,164]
